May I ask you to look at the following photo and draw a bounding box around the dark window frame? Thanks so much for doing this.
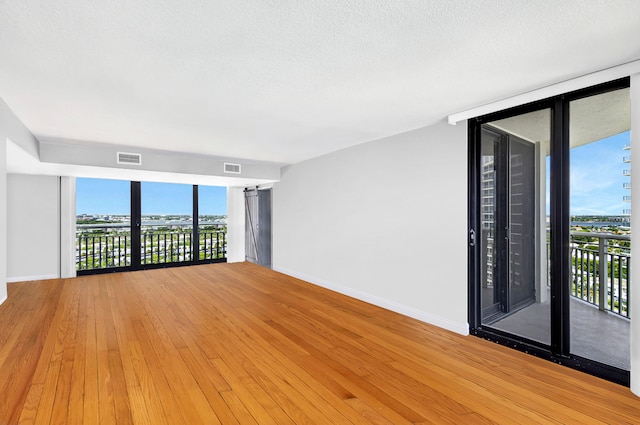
[468,77,630,386]
[77,181,227,276]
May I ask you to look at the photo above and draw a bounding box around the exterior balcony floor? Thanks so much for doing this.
[488,294,630,370]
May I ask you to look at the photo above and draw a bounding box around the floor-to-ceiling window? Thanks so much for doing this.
[76,179,227,274]
[568,89,631,371]
[76,178,131,270]
[469,79,631,385]
[140,181,193,265]
[198,185,228,261]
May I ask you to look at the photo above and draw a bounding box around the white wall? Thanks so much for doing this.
[0,139,6,304]
[60,176,76,278]
[39,138,281,183]
[226,187,246,263]
[272,121,469,334]
[6,174,60,281]
[1,98,41,304]
[630,73,640,396]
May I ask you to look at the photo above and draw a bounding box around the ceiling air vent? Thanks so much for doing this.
[224,163,241,174]
[117,152,142,165]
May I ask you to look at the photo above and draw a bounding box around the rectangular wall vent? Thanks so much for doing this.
[117,152,142,165]
[224,163,241,174]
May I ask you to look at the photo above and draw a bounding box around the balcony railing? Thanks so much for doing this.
[141,232,193,265]
[570,232,630,319]
[77,234,131,270]
[77,228,226,271]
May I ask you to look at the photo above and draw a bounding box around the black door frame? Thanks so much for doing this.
[468,77,630,386]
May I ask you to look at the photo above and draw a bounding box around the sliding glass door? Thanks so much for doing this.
[478,114,549,345]
[568,88,631,371]
[469,79,630,385]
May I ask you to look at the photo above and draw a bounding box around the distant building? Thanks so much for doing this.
[480,155,495,288]
[623,143,631,222]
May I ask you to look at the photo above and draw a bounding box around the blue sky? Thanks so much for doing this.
[76,179,227,215]
[545,131,630,216]
[569,131,629,216]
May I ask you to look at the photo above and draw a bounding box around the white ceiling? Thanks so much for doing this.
[2,1,640,165]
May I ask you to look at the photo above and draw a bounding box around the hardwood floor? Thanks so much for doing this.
[1,262,639,424]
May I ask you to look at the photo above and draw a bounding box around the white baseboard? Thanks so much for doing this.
[6,274,59,283]
[273,266,469,336]
[0,293,7,306]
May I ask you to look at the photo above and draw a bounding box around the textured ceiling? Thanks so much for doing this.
[1,1,640,165]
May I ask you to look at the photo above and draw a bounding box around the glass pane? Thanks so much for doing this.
[141,181,193,264]
[480,109,551,345]
[480,129,498,318]
[198,185,227,260]
[569,88,630,370]
[76,178,131,271]
[509,139,537,310]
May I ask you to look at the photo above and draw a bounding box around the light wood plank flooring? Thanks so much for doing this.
[1,262,639,424]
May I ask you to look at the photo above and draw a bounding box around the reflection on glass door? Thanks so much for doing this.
[479,109,551,345]
[569,88,631,371]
